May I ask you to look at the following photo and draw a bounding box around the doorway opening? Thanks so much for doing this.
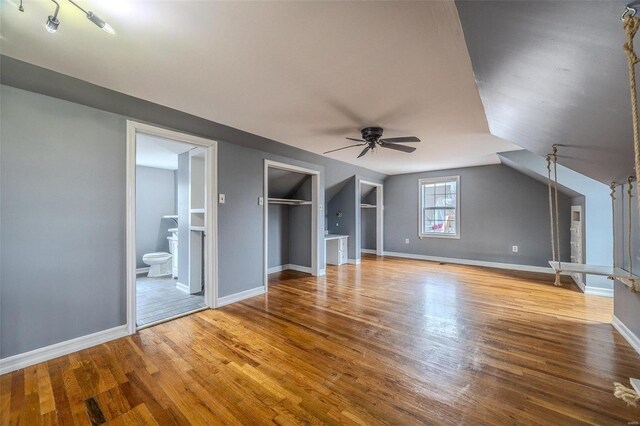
[126,122,218,332]
[359,180,384,257]
[264,160,320,290]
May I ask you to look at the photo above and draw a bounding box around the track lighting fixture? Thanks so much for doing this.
[45,0,114,34]
[46,0,60,33]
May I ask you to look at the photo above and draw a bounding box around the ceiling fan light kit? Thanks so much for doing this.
[323,127,420,158]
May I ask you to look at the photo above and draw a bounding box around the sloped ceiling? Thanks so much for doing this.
[0,0,518,175]
[268,169,310,199]
[456,0,634,184]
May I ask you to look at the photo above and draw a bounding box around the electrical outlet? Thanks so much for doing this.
[258,196,264,206]
[405,238,410,244]
[219,194,225,204]
[512,245,518,253]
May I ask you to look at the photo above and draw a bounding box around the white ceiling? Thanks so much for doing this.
[136,133,193,170]
[1,0,520,175]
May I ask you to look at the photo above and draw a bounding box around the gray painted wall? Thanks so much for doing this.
[384,164,571,267]
[268,205,289,268]
[1,85,126,358]
[613,183,640,338]
[135,166,175,268]
[360,186,377,250]
[288,180,312,268]
[499,150,612,289]
[0,78,384,357]
[361,208,377,250]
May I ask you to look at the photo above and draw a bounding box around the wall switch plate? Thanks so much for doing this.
[219,194,225,204]
[512,245,518,253]
[258,196,264,206]
[405,238,410,244]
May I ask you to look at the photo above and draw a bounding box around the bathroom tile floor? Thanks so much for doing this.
[136,276,206,326]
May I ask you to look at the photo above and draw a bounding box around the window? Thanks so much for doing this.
[419,176,459,238]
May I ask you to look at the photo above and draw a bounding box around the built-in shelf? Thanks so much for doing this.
[268,198,312,206]
[190,226,206,232]
[360,203,376,209]
[549,261,639,290]
[190,208,205,213]
[162,215,178,219]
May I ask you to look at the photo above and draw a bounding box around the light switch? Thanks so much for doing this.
[219,194,225,204]
[258,197,264,206]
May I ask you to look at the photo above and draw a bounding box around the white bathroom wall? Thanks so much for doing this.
[135,166,176,268]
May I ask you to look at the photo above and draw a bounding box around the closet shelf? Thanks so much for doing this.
[268,198,312,206]
[190,226,206,232]
[360,203,376,208]
[548,261,639,290]
[190,208,205,213]
[162,215,178,219]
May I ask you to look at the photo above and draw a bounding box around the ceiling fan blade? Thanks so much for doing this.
[380,143,416,153]
[380,136,421,143]
[323,143,366,154]
[357,146,371,158]
[346,137,365,142]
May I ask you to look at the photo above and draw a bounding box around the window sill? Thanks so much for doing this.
[419,234,460,240]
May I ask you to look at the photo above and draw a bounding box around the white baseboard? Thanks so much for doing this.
[0,324,129,375]
[382,251,566,275]
[136,267,150,275]
[612,315,640,356]
[268,264,312,274]
[176,281,189,292]
[360,249,376,254]
[584,286,613,297]
[217,286,265,307]
[347,258,361,265]
[318,269,326,276]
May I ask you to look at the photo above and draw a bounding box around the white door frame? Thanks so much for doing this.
[359,179,384,256]
[126,121,218,334]
[263,159,320,290]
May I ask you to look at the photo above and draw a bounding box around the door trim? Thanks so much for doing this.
[126,121,218,334]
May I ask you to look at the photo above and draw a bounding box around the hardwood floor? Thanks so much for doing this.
[2,255,638,425]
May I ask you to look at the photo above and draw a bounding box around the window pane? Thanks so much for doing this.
[444,220,456,234]
[447,181,457,195]
[424,193,436,208]
[423,184,435,199]
[424,209,435,221]
[434,182,446,195]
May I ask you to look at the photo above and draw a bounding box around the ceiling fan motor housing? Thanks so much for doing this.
[361,127,384,143]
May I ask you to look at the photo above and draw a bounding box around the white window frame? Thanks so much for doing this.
[418,176,460,239]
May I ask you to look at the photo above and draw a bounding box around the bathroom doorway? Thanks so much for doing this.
[126,121,218,331]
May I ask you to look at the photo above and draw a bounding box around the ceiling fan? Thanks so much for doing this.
[323,127,420,158]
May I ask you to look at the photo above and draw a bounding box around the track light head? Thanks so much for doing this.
[86,11,114,34]
[46,14,60,33]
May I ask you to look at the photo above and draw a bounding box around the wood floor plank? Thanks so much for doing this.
[2,255,639,424]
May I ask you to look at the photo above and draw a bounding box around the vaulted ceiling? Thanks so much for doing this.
[0,0,518,175]
[1,1,633,182]
[457,0,634,184]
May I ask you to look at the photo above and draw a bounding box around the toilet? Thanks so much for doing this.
[142,252,172,277]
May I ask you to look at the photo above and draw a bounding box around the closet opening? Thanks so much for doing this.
[264,160,320,290]
[359,180,384,257]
